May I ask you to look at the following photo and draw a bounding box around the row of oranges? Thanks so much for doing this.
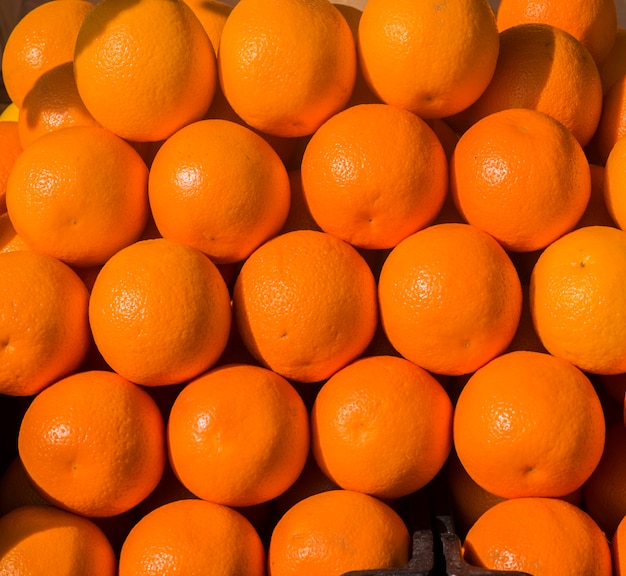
[2,0,626,574]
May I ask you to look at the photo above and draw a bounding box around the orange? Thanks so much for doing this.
[592,74,626,165]
[462,497,612,576]
[529,225,626,374]
[582,421,626,539]
[613,514,626,575]
[357,0,500,119]
[0,504,117,576]
[268,489,410,576]
[279,170,323,234]
[18,61,99,148]
[119,498,266,576]
[74,0,217,142]
[183,0,232,55]
[148,119,290,264]
[232,229,378,383]
[377,223,522,376]
[450,108,591,252]
[495,0,618,65]
[311,355,453,499]
[1,0,94,108]
[0,103,19,122]
[18,369,166,517]
[300,103,448,249]
[167,363,309,507]
[218,0,356,137]
[0,120,22,213]
[89,238,232,386]
[6,124,149,267]
[449,23,603,148]
[504,285,548,354]
[599,27,626,93]
[604,135,626,229]
[453,350,606,499]
[0,250,90,396]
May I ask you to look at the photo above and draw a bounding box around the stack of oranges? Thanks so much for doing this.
[2,0,626,574]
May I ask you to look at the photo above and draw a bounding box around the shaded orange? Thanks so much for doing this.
[599,27,626,93]
[357,0,499,119]
[149,119,290,264]
[18,370,166,517]
[378,223,522,376]
[451,107,591,252]
[449,23,603,148]
[0,505,116,576]
[311,355,453,499]
[119,499,266,576]
[530,225,626,374]
[496,0,618,65]
[232,230,378,383]
[604,136,626,229]
[453,350,606,499]
[89,238,232,386]
[183,0,232,55]
[583,421,626,538]
[18,61,99,148]
[300,103,448,249]
[218,0,356,137]
[279,170,323,234]
[575,164,617,228]
[74,0,217,142]
[590,73,626,164]
[1,0,94,107]
[613,514,626,575]
[0,456,50,516]
[6,125,149,267]
[268,489,410,576]
[0,250,90,396]
[168,363,309,507]
[462,497,612,575]
[0,121,22,213]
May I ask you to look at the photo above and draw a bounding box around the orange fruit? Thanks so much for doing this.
[450,107,591,252]
[18,61,99,148]
[0,103,19,122]
[119,498,266,576]
[148,119,290,264]
[592,74,626,165]
[268,489,410,576]
[18,370,166,517]
[167,363,309,507]
[449,23,603,148]
[453,350,606,499]
[582,421,626,539]
[88,238,232,386]
[218,0,356,137]
[462,497,612,576]
[0,120,22,213]
[74,0,217,142]
[300,103,448,249]
[6,124,149,267]
[495,0,618,66]
[529,225,626,374]
[604,135,626,229]
[183,0,232,55]
[599,27,626,93]
[0,504,117,576]
[311,355,453,499]
[357,0,500,119]
[232,229,378,383]
[613,514,626,575]
[377,222,522,376]
[1,0,94,108]
[0,250,90,396]
[0,213,28,254]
